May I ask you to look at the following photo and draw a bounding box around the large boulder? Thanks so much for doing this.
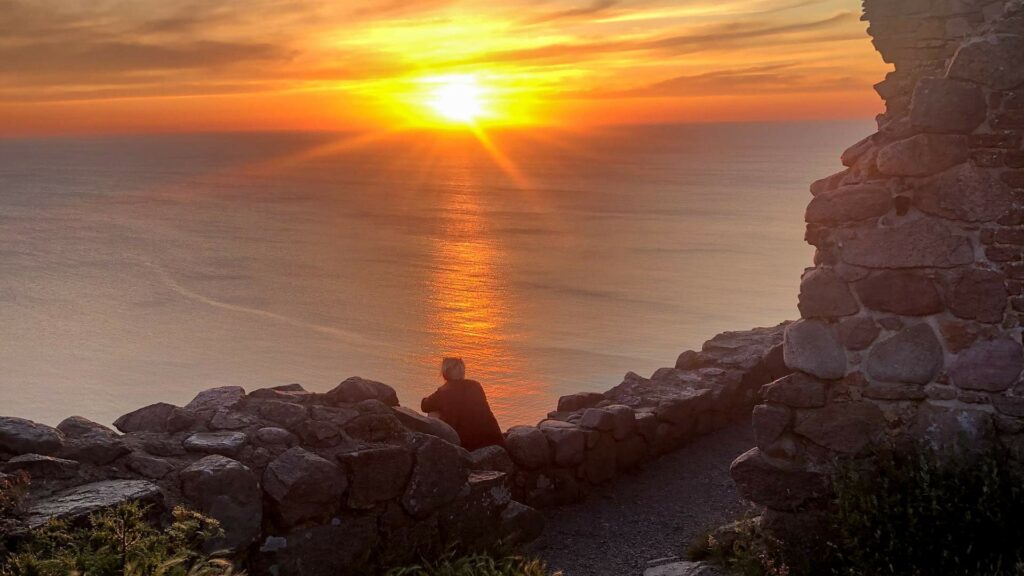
[538,420,586,467]
[253,427,298,448]
[498,500,544,545]
[915,403,995,455]
[56,416,129,465]
[783,320,846,380]
[56,416,114,438]
[338,445,414,509]
[24,480,162,529]
[467,445,515,475]
[180,455,262,551]
[875,134,968,176]
[113,403,195,434]
[654,388,715,425]
[698,323,787,372]
[948,268,1008,324]
[797,268,859,318]
[605,405,637,440]
[752,404,791,450]
[438,470,511,550]
[182,432,248,457]
[0,417,64,456]
[256,401,307,429]
[948,33,1024,90]
[208,409,256,431]
[914,164,1012,223]
[837,317,881,351]
[342,412,408,443]
[579,408,615,431]
[505,426,551,470]
[556,392,604,412]
[909,77,987,133]
[866,324,944,384]
[265,514,380,576]
[184,386,246,413]
[730,448,829,512]
[325,377,399,407]
[761,373,827,408]
[793,402,885,455]
[402,436,468,518]
[2,454,79,479]
[125,453,177,479]
[854,271,943,316]
[392,407,460,445]
[804,184,892,225]
[838,219,973,269]
[263,447,347,528]
[950,337,1024,392]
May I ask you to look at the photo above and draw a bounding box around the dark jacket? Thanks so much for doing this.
[421,379,505,451]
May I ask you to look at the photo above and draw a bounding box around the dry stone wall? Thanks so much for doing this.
[731,0,1024,528]
[0,325,787,575]
[1,380,540,576]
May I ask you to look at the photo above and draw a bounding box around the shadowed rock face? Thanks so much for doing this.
[734,0,1024,529]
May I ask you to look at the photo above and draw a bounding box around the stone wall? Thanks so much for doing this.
[1,381,537,576]
[507,324,788,507]
[731,0,1024,527]
[0,325,787,575]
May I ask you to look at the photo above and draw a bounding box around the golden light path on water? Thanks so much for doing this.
[420,133,542,416]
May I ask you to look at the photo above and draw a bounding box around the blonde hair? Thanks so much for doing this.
[441,357,466,381]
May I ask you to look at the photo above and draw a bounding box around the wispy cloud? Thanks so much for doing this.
[0,0,886,132]
[523,0,621,24]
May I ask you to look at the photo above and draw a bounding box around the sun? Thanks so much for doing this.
[425,74,487,124]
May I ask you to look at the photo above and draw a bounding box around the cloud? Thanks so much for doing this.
[348,0,454,19]
[593,63,858,98]
[446,11,859,66]
[522,0,621,25]
[0,40,290,91]
[0,0,883,129]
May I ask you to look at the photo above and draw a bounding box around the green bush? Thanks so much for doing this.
[827,446,1024,576]
[693,443,1024,576]
[0,502,241,576]
[0,472,30,517]
[689,516,794,576]
[385,551,561,576]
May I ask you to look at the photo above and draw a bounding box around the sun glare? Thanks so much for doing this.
[425,74,487,124]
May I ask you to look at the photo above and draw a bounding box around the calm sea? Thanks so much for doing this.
[0,121,871,429]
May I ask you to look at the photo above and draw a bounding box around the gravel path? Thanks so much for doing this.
[526,424,754,576]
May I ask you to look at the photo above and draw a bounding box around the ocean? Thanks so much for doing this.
[0,121,872,429]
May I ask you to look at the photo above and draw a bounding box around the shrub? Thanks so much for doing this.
[688,516,792,576]
[827,445,1024,576]
[385,551,561,576]
[694,443,1024,576]
[0,502,241,576]
[0,472,30,517]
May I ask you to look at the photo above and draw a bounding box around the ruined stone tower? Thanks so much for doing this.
[731,0,1024,525]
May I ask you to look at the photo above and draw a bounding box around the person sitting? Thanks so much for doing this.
[421,357,505,451]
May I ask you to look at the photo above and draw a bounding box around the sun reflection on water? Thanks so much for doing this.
[422,154,541,420]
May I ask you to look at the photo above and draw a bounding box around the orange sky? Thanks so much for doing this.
[0,0,888,135]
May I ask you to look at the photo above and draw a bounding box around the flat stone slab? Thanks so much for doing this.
[183,431,248,456]
[645,561,723,576]
[24,479,162,529]
[605,368,740,409]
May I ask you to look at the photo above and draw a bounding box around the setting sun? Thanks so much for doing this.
[425,74,488,124]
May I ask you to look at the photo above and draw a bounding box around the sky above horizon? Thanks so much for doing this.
[0,0,888,135]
